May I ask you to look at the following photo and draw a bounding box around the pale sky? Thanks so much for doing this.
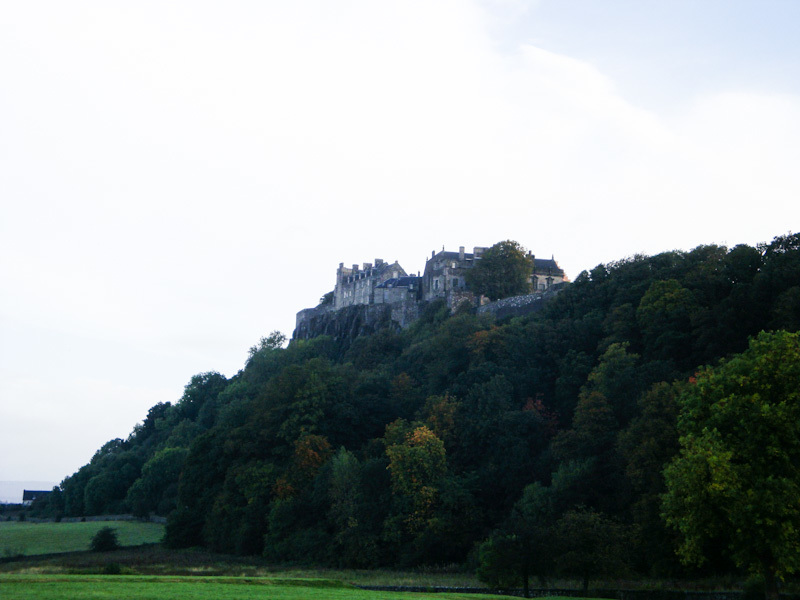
[1,0,798,495]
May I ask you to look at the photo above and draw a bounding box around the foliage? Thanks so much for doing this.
[663,331,800,598]
[477,482,555,595]
[465,240,533,301]
[249,330,288,357]
[385,424,447,533]
[554,507,631,591]
[90,526,120,552]
[126,447,188,517]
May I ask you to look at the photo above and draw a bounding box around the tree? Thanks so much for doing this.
[636,279,698,367]
[126,447,188,517]
[618,381,683,574]
[385,423,447,533]
[465,240,533,301]
[248,330,287,357]
[90,526,119,552]
[555,507,631,592]
[477,482,556,596]
[662,331,800,600]
[175,371,227,423]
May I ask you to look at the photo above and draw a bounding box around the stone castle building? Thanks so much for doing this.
[295,244,568,338]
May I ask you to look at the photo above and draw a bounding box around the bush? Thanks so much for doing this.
[744,575,765,600]
[90,526,119,552]
[103,562,121,575]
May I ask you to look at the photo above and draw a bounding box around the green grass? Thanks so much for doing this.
[0,521,164,556]
[0,574,525,600]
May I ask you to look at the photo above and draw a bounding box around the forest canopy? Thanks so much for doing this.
[32,232,800,586]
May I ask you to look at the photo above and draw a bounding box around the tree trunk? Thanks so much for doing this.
[522,560,529,598]
[764,568,779,600]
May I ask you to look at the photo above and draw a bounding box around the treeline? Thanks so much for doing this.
[33,233,800,581]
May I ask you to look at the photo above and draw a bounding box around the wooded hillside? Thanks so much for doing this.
[32,233,800,581]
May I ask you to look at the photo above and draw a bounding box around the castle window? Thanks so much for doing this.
[434,279,439,291]
[452,278,458,288]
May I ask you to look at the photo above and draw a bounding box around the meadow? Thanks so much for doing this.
[0,520,164,557]
[0,574,536,600]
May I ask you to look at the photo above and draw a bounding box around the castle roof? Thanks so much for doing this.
[433,250,474,261]
[430,249,564,276]
[376,276,421,289]
[533,257,564,276]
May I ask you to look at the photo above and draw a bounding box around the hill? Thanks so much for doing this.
[27,233,800,579]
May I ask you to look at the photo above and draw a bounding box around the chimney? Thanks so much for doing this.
[432,250,435,258]
[352,264,359,273]
[363,262,372,270]
[375,258,384,266]
[459,246,465,261]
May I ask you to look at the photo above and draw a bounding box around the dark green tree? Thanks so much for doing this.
[126,447,188,517]
[465,240,533,301]
[618,381,683,574]
[663,331,800,600]
[555,507,631,592]
[90,526,119,552]
[477,482,556,596]
[175,371,228,423]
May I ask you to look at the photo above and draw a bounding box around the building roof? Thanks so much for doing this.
[430,249,564,276]
[22,490,52,502]
[432,250,475,261]
[533,257,564,275]
[376,276,421,289]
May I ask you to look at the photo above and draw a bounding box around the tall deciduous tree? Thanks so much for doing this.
[662,331,800,600]
[477,482,556,596]
[466,240,533,301]
[555,507,631,592]
[385,423,447,533]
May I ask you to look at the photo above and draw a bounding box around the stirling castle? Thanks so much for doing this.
[294,244,568,341]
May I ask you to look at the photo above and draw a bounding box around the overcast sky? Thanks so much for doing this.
[1,0,798,496]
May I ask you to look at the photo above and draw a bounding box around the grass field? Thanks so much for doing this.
[0,521,164,556]
[0,574,533,600]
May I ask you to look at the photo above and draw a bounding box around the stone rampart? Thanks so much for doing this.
[477,293,546,320]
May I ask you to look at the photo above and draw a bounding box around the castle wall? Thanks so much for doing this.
[422,247,484,303]
[334,260,406,309]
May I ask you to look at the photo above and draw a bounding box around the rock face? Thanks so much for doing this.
[293,301,420,342]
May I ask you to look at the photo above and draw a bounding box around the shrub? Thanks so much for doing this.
[90,526,119,552]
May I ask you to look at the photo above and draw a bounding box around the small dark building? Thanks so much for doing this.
[22,489,52,506]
